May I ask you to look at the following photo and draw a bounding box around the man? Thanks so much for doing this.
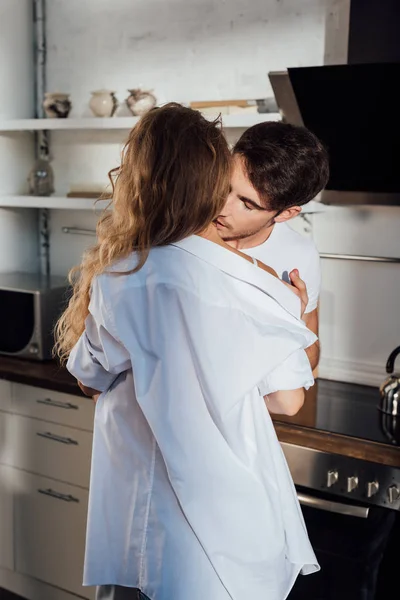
[216,121,329,370]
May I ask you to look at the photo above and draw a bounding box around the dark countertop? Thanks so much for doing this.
[272,379,400,468]
[0,355,83,396]
[0,355,399,467]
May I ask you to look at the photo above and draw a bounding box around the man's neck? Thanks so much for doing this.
[225,223,276,250]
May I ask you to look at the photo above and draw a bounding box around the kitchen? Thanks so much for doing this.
[0,0,399,599]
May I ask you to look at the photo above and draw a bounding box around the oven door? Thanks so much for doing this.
[0,289,35,354]
[288,486,396,600]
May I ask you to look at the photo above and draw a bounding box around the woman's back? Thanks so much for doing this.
[68,238,318,600]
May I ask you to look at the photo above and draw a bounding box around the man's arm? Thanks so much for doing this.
[288,269,320,371]
[303,306,320,371]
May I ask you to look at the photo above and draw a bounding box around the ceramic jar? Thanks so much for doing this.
[126,89,156,116]
[89,90,118,117]
[27,156,55,196]
[43,92,71,118]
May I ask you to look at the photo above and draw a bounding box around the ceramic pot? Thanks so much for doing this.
[43,92,71,118]
[126,89,156,116]
[89,90,118,117]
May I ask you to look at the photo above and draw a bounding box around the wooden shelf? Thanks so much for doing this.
[0,195,326,213]
[0,112,281,132]
[0,195,109,210]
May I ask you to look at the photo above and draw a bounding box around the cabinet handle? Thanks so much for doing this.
[36,431,78,445]
[36,398,78,410]
[37,488,79,503]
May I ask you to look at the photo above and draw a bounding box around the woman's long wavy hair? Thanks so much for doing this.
[54,103,231,363]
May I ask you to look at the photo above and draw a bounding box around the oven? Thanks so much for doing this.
[275,379,400,600]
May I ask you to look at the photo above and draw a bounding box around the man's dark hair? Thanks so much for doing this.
[233,121,329,212]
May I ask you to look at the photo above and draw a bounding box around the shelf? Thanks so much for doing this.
[0,195,326,213]
[0,195,109,210]
[301,200,327,213]
[0,112,281,132]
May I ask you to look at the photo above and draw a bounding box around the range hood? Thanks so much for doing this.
[269,64,400,206]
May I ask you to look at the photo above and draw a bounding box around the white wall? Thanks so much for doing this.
[46,0,327,112]
[0,0,37,273]
[44,0,399,387]
[313,206,400,385]
[46,0,330,270]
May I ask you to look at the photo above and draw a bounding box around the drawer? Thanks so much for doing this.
[2,412,92,489]
[12,382,95,431]
[0,379,12,413]
[14,470,93,599]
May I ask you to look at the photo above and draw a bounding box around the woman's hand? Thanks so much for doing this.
[78,380,101,400]
[283,269,308,318]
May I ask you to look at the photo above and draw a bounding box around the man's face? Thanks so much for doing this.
[215,155,277,242]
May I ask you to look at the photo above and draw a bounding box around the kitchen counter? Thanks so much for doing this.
[272,378,400,468]
[0,355,83,396]
[1,356,399,468]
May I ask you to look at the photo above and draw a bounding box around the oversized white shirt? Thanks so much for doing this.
[67,235,319,600]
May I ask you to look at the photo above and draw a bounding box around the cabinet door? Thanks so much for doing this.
[12,383,94,432]
[9,413,92,489]
[14,470,93,599]
[0,379,12,413]
[0,464,14,571]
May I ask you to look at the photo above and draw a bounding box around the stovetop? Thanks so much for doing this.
[279,378,400,447]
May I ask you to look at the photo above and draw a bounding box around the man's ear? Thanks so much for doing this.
[274,206,302,223]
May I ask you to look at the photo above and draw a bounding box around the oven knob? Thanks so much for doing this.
[29,344,39,355]
[327,470,339,487]
[387,485,400,504]
[347,476,359,493]
[367,481,379,498]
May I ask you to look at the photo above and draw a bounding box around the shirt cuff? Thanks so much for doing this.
[67,332,118,393]
[257,349,314,396]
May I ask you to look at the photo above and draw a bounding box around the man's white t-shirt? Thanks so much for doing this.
[241,222,321,314]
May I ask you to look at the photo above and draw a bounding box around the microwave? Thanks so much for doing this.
[0,272,70,360]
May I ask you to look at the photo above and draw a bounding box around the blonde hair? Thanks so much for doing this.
[54,103,231,363]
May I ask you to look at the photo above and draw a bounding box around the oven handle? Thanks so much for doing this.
[297,492,370,519]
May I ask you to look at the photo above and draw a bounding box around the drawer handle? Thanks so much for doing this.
[36,431,78,445]
[36,398,78,410]
[38,488,79,503]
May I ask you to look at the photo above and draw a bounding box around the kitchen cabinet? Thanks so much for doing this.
[0,381,14,572]
[9,413,92,488]
[11,383,94,432]
[14,470,91,599]
[0,464,14,571]
[0,379,12,412]
[0,381,95,600]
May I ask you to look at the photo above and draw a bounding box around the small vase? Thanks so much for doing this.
[43,92,71,118]
[126,89,156,116]
[27,157,55,197]
[89,90,118,117]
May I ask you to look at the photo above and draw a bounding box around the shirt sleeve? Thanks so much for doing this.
[303,243,321,314]
[257,349,314,396]
[66,277,131,392]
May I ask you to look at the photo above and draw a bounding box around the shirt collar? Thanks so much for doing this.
[171,236,301,319]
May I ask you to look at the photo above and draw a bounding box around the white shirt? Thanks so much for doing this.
[241,222,321,314]
[67,235,319,600]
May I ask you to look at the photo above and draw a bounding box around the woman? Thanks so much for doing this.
[55,103,319,600]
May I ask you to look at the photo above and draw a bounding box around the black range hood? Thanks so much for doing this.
[269,63,400,206]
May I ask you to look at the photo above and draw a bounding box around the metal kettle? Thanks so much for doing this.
[380,346,400,416]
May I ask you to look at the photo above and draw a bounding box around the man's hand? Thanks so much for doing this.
[282,269,308,317]
[283,271,320,370]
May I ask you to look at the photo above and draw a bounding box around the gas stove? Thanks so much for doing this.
[275,379,400,513]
